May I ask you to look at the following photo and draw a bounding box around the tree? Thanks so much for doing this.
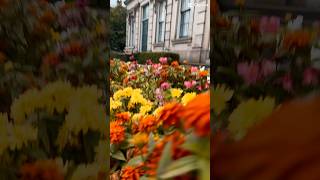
[110,1,126,52]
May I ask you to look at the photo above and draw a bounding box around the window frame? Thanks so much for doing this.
[178,0,191,39]
[156,1,166,43]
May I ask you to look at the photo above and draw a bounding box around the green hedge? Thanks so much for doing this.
[133,52,180,64]
[110,51,180,64]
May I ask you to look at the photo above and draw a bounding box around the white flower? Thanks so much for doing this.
[287,15,303,31]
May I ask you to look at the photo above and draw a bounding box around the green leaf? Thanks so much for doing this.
[198,158,210,180]
[126,155,144,167]
[148,133,156,155]
[157,141,172,176]
[158,155,198,179]
[111,151,126,161]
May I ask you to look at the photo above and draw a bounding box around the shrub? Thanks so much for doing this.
[133,52,180,64]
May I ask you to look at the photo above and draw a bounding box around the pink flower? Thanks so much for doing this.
[159,57,168,64]
[261,60,276,77]
[146,59,153,65]
[282,73,293,92]
[303,67,318,86]
[161,82,170,89]
[237,62,261,85]
[190,66,198,73]
[197,85,202,91]
[205,82,210,89]
[191,80,196,86]
[184,81,192,89]
[184,81,196,89]
[259,16,280,34]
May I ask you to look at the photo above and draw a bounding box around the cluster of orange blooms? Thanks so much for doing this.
[20,159,64,180]
[160,92,211,137]
[283,30,312,49]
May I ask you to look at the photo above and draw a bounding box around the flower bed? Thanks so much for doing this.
[110,59,210,179]
[0,0,107,179]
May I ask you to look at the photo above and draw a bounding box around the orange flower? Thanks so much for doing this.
[120,166,141,180]
[39,10,56,24]
[63,41,86,57]
[0,52,6,64]
[159,102,183,128]
[139,115,158,133]
[283,30,311,49]
[110,121,126,144]
[115,112,131,124]
[171,61,179,67]
[213,95,320,179]
[143,131,188,177]
[20,159,64,180]
[199,70,209,77]
[42,52,60,66]
[179,92,210,137]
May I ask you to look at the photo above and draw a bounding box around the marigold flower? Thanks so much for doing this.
[39,10,56,24]
[171,60,179,67]
[139,115,158,133]
[20,159,64,180]
[63,41,86,57]
[110,121,125,144]
[159,102,183,128]
[144,131,188,177]
[283,30,311,49]
[42,52,60,66]
[181,92,197,106]
[121,166,141,180]
[213,95,320,180]
[179,92,210,137]
[115,112,131,124]
[170,88,183,98]
[199,70,209,77]
[130,133,149,147]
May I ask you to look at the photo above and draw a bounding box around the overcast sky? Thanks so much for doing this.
[110,0,125,7]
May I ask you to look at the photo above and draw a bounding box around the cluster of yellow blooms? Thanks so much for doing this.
[9,81,106,150]
[111,87,153,116]
[0,113,37,155]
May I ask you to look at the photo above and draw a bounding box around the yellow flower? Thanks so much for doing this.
[110,98,122,111]
[113,87,133,100]
[181,92,197,106]
[129,133,149,147]
[0,113,37,155]
[4,61,13,72]
[228,97,275,140]
[170,88,183,98]
[140,104,152,115]
[213,84,234,115]
[153,106,164,118]
[132,113,143,122]
[50,29,60,41]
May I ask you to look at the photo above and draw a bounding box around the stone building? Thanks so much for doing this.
[124,0,210,65]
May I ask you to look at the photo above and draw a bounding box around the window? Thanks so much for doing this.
[141,4,149,51]
[179,0,191,38]
[129,15,135,47]
[156,1,166,43]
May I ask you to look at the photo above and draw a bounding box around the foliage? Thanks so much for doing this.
[110,2,126,51]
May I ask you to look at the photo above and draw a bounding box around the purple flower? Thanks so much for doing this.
[161,82,170,90]
[303,67,319,86]
[159,57,168,64]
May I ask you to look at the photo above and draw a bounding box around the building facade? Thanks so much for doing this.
[124,0,210,65]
